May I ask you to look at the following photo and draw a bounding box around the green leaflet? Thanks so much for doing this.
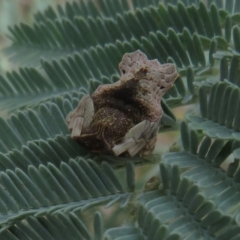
[0,101,70,153]
[163,123,240,217]
[219,56,240,87]
[0,92,86,153]
[187,82,240,140]
[2,211,102,240]
[34,0,156,23]
[105,164,240,239]
[0,135,88,172]
[1,34,200,115]
[5,3,229,67]
[33,0,240,24]
[0,159,134,233]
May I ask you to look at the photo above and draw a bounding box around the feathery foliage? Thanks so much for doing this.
[187,82,240,140]
[1,0,240,239]
[5,1,233,67]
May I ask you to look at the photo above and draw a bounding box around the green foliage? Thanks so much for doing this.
[6,1,233,67]
[0,159,134,234]
[188,82,240,140]
[1,0,240,239]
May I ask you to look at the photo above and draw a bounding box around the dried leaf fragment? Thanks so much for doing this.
[66,50,179,157]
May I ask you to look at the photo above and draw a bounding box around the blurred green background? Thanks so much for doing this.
[0,0,77,72]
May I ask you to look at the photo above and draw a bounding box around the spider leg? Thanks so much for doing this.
[66,95,94,138]
[112,120,159,157]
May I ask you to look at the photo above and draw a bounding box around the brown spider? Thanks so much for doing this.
[66,50,179,157]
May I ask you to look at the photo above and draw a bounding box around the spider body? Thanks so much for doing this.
[66,50,179,156]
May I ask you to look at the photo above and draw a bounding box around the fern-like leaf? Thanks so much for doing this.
[105,163,240,239]
[163,122,240,219]
[0,159,134,232]
[5,3,228,67]
[187,82,240,140]
[1,211,104,240]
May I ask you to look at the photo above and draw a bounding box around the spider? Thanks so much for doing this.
[66,50,179,157]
